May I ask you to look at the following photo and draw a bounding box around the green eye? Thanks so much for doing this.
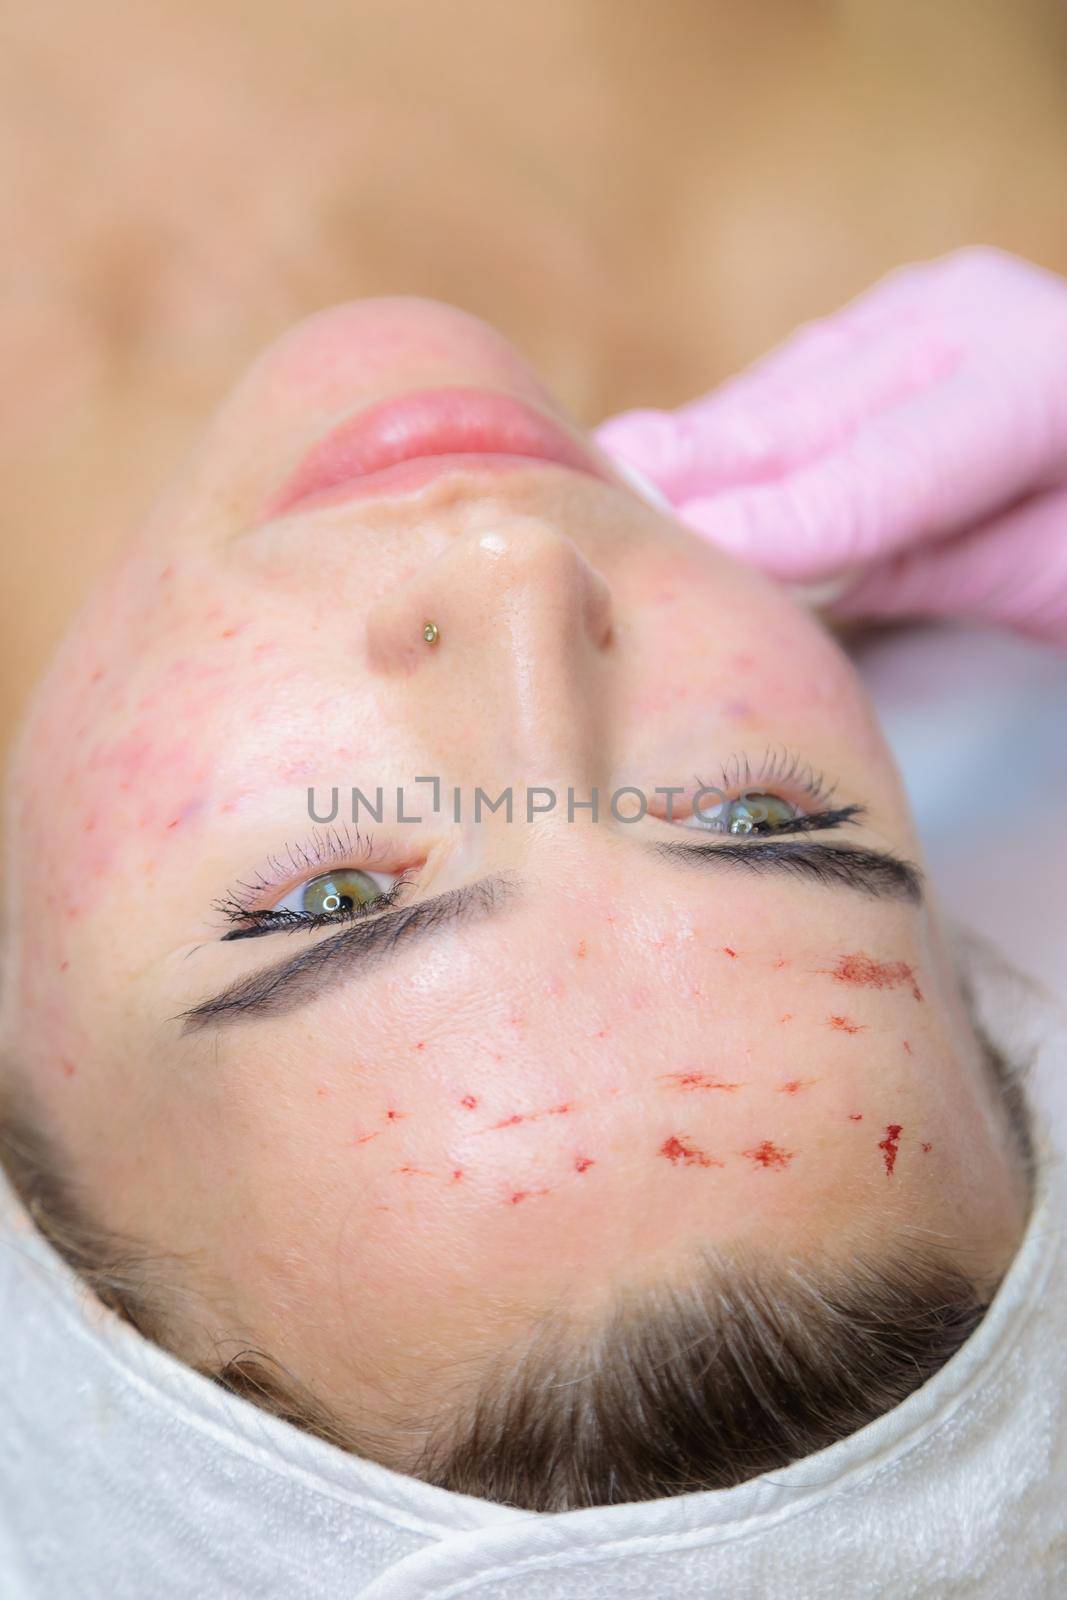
[723,793,799,834]
[299,869,387,916]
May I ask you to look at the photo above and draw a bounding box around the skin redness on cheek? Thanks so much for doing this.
[827,953,924,1003]
[659,1134,723,1169]
[742,1141,795,1172]
[878,1123,903,1177]
[658,1071,744,1092]
[828,1014,865,1034]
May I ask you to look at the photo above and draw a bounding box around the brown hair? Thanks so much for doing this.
[0,1027,1035,1514]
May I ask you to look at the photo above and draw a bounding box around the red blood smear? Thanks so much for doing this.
[878,1124,903,1177]
[548,1102,573,1115]
[395,1165,432,1177]
[659,1134,722,1168]
[828,1014,864,1034]
[574,1155,595,1173]
[742,1140,794,1171]
[354,1132,380,1146]
[722,947,738,958]
[659,1071,743,1092]
[507,1187,550,1205]
[830,953,923,1002]
[385,1108,407,1122]
[460,1095,479,1110]
[848,1112,864,1122]
[492,1113,528,1130]
[778,1079,817,1094]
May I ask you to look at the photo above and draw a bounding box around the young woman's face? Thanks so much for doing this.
[1,298,1027,1449]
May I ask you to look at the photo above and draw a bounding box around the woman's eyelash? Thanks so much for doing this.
[217,878,407,943]
[220,824,388,915]
[739,803,864,837]
[707,746,838,809]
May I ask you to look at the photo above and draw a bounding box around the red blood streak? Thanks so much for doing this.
[492,1113,528,1129]
[742,1140,794,1171]
[659,1071,743,1092]
[848,1112,864,1122]
[549,1102,573,1115]
[395,1165,432,1177]
[507,1188,549,1205]
[903,1040,913,1055]
[385,1108,407,1122]
[354,1132,380,1146]
[722,946,738,958]
[828,1014,864,1034]
[778,1078,818,1094]
[574,1155,595,1173]
[921,1142,932,1154]
[460,1094,479,1110]
[659,1134,722,1168]
[878,1124,903,1177]
[829,953,923,1002]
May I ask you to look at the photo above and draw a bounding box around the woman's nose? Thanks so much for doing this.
[364,521,616,776]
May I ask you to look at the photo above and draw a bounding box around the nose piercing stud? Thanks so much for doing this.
[422,620,440,646]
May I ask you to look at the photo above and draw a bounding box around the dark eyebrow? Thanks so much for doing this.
[651,838,923,904]
[180,876,511,1034]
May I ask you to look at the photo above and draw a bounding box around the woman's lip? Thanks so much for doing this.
[267,386,610,516]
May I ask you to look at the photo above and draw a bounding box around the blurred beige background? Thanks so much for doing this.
[4,0,1067,755]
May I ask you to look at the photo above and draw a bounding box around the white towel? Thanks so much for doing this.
[1,929,1064,1598]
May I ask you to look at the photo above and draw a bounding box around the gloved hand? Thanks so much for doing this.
[595,248,1067,643]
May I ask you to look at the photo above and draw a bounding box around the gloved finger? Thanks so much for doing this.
[672,365,1050,582]
[591,275,959,496]
[830,487,1067,644]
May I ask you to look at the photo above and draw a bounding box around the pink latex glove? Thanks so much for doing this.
[595,248,1067,643]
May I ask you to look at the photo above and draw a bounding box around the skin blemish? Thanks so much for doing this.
[574,1155,595,1173]
[549,1102,572,1116]
[903,1040,913,1055]
[721,946,738,959]
[828,1014,865,1034]
[394,1165,433,1177]
[353,1132,380,1147]
[451,1169,464,1183]
[460,1095,479,1110]
[773,957,790,970]
[658,1071,743,1092]
[778,1078,818,1094]
[385,1108,407,1122]
[575,939,587,959]
[413,1040,427,1051]
[742,1140,795,1171]
[921,1142,932,1154]
[314,1085,331,1099]
[60,1059,76,1079]
[878,1123,903,1177]
[848,1112,864,1122]
[778,1013,794,1024]
[659,1134,723,1169]
[828,952,923,1002]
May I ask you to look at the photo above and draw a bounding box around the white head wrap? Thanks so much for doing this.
[2,931,1064,1599]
